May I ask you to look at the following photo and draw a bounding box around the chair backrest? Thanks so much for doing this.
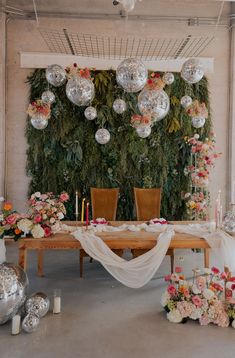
[90,188,120,221]
[134,187,161,221]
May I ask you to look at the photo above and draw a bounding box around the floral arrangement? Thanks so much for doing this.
[90,218,108,225]
[26,99,51,119]
[145,72,165,91]
[149,218,168,225]
[0,191,69,240]
[130,114,152,128]
[183,191,208,220]
[161,267,235,328]
[65,63,94,80]
[186,100,208,119]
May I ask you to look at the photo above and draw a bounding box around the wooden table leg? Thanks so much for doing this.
[204,248,210,268]
[37,249,44,277]
[19,247,27,272]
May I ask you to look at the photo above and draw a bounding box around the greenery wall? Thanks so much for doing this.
[26,69,211,220]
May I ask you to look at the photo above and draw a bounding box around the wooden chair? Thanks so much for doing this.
[79,188,120,277]
[133,187,174,273]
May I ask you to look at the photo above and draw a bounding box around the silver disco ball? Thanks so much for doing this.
[223,211,235,233]
[66,76,95,106]
[95,128,111,144]
[25,292,50,318]
[136,126,151,138]
[163,72,174,85]
[180,95,192,109]
[138,89,170,121]
[191,116,205,128]
[0,263,28,325]
[46,64,67,87]
[41,90,55,104]
[181,58,204,84]
[113,99,127,114]
[84,106,97,120]
[116,58,148,93]
[22,313,40,333]
[30,114,48,130]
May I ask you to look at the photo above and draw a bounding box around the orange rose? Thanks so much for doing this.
[3,202,12,211]
[15,228,21,235]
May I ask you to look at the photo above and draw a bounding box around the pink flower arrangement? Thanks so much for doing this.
[161,267,235,328]
[65,63,95,80]
[130,114,152,128]
[27,99,51,119]
[186,100,208,119]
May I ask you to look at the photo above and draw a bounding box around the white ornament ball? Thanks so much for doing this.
[138,88,170,121]
[191,116,205,128]
[66,76,95,107]
[116,58,148,93]
[136,126,151,138]
[95,128,111,144]
[163,72,174,85]
[41,90,55,104]
[31,114,48,130]
[181,58,204,84]
[113,99,127,114]
[46,64,67,87]
[180,95,192,109]
[84,106,97,120]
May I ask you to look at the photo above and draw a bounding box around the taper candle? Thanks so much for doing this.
[232,180,235,204]
[81,198,85,223]
[75,191,78,220]
[86,202,89,227]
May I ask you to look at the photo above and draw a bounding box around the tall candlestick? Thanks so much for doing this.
[219,205,223,228]
[86,202,89,228]
[215,198,218,228]
[81,198,85,223]
[75,191,78,221]
[12,314,21,335]
[232,180,235,204]
[217,189,221,209]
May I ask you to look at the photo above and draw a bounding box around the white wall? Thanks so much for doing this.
[5,3,231,215]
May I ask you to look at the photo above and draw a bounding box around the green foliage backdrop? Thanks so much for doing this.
[26,69,212,220]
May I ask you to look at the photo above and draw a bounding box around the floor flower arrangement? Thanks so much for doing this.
[0,192,69,240]
[161,267,235,328]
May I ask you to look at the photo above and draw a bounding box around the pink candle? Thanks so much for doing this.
[86,202,89,228]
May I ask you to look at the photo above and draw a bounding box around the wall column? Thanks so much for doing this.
[0,3,6,197]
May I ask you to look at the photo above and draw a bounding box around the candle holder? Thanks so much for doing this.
[53,289,61,314]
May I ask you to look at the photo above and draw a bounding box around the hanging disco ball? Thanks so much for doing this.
[22,313,40,333]
[181,58,204,84]
[46,64,67,87]
[138,88,170,121]
[113,99,127,114]
[116,58,148,93]
[66,76,95,106]
[163,72,174,85]
[191,116,205,128]
[0,263,28,325]
[120,0,136,12]
[136,126,151,138]
[180,95,192,109]
[30,114,48,130]
[95,129,111,144]
[41,90,55,104]
[84,106,97,120]
[25,292,50,318]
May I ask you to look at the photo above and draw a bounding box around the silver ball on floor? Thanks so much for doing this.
[25,292,50,318]
[22,313,40,333]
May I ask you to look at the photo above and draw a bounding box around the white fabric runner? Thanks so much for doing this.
[60,223,235,288]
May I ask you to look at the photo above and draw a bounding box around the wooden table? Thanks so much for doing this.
[18,221,211,276]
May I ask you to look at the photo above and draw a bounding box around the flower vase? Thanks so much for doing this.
[0,239,6,263]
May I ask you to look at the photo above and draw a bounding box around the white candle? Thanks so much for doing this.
[219,205,223,228]
[217,190,221,209]
[53,296,61,314]
[215,198,218,228]
[232,180,235,204]
[75,191,78,218]
[12,315,21,335]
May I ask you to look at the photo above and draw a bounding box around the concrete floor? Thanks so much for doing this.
[1,244,235,358]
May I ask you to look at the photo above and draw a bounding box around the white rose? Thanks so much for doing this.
[17,218,33,234]
[50,217,56,224]
[232,320,235,329]
[34,192,41,198]
[0,214,4,222]
[51,222,61,234]
[167,309,183,323]
[0,196,5,202]
[184,193,191,199]
[57,212,64,220]
[194,134,200,139]
[31,224,45,238]
[189,308,202,320]
[192,284,201,294]
[42,214,47,220]
[160,291,171,307]
[203,288,214,300]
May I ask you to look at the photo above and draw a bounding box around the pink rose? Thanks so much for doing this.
[164,275,171,282]
[6,213,19,225]
[211,267,220,275]
[175,266,182,273]
[43,226,52,237]
[196,276,206,291]
[192,295,202,307]
[60,193,69,202]
[225,289,232,298]
[34,214,42,223]
[167,284,177,296]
